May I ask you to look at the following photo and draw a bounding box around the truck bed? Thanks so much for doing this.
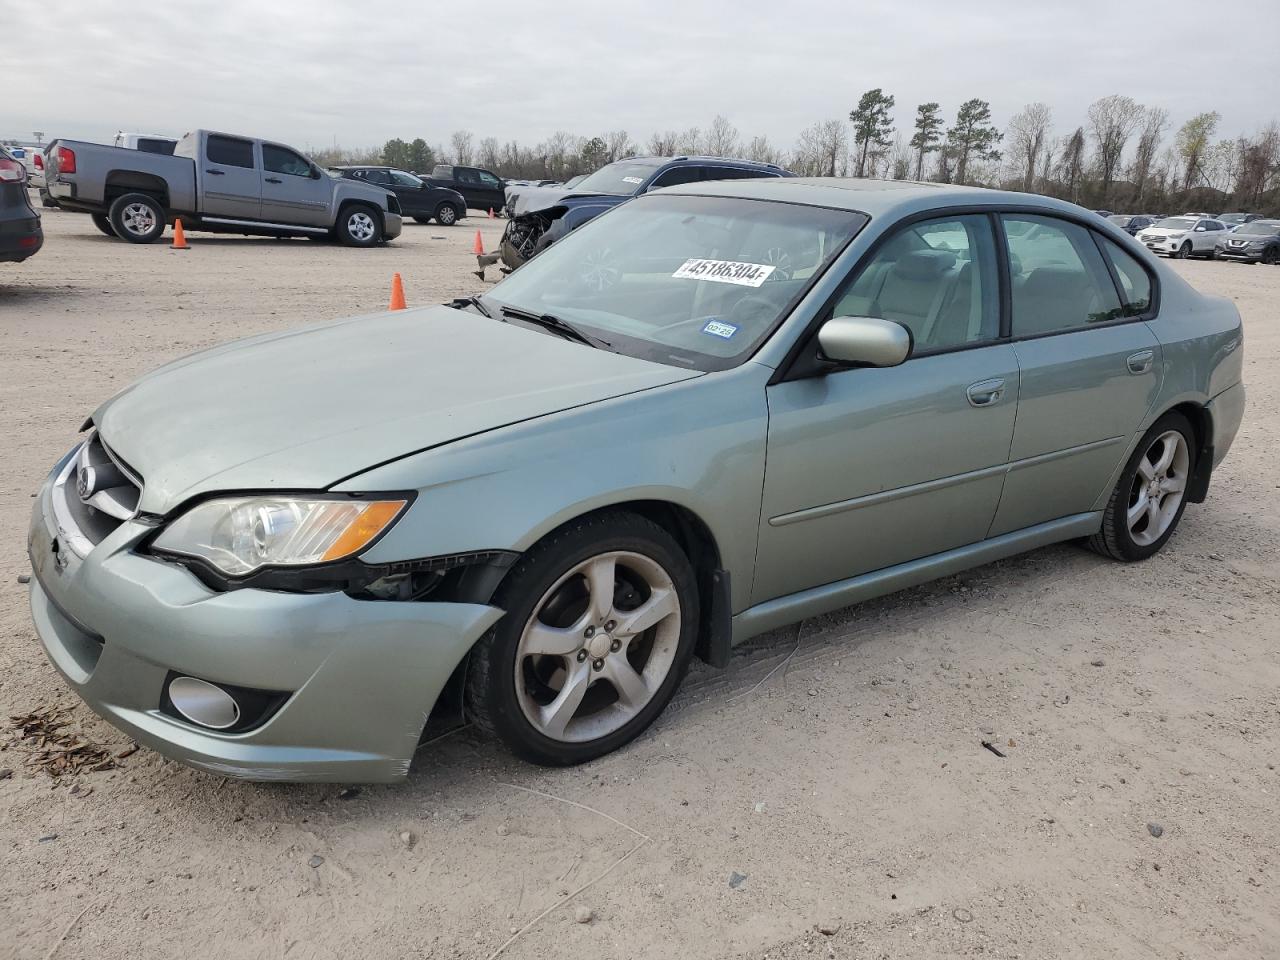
[45,139,197,213]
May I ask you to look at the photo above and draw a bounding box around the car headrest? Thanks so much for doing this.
[891,249,957,281]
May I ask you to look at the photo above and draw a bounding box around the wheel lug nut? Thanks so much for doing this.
[592,659,604,671]
[605,620,616,632]
[584,626,595,639]
[610,639,621,652]
[576,650,587,662]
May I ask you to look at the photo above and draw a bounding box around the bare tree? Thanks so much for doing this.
[1058,127,1087,202]
[449,130,474,166]
[1131,106,1168,208]
[1087,94,1144,203]
[745,134,784,166]
[792,120,848,177]
[704,115,741,158]
[1007,102,1052,192]
[477,136,500,170]
[605,130,634,162]
[647,130,678,156]
[1233,123,1280,207]
[889,134,911,180]
[675,127,702,155]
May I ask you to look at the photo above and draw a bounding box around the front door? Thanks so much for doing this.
[201,134,261,220]
[753,214,1018,603]
[387,169,430,216]
[259,143,331,227]
[989,214,1162,535]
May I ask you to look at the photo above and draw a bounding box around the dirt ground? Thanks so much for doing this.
[1,204,1277,960]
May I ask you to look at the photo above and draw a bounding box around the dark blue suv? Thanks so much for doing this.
[496,155,795,271]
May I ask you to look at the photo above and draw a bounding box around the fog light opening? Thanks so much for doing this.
[168,676,241,730]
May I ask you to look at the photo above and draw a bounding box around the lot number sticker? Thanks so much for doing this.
[673,258,776,288]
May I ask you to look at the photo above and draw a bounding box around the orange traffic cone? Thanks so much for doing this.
[488,207,495,219]
[473,230,484,255]
[388,272,406,310]
[171,218,189,250]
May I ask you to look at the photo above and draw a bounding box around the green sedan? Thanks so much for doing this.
[27,178,1245,781]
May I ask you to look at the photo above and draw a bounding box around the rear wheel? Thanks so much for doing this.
[336,204,380,247]
[90,213,117,238]
[107,193,166,244]
[1263,247,1279,266]
[1088,412,1196,562]
[413,215,432,224]
[465,512,699,765]
[435,203,459,226]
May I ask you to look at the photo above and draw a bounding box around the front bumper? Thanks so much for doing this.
[1140,237,1187,255]
[26,452,501,782]
[383,211,403,241]
[1215,245,1266,262]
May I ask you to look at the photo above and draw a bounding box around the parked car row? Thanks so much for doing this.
[1134,214,1280,264]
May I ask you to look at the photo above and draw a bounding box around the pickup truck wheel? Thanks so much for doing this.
[90,214,117,238]
[108,193,166,244]
[435,204,459,226]
[337,205,380,247]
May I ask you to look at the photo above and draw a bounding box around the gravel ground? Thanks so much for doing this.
[1,204,1277,960]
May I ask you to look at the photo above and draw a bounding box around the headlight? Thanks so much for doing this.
[152,496,408,576]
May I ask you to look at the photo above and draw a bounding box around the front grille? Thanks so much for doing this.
[52,431,144,557]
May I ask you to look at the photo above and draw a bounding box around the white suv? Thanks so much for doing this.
[1137,216,1226,258]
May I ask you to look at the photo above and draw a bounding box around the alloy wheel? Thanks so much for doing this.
[121,202,156,237]
[347,211,376,243]
[438,206,457,225]
[1127,430,1189,547]
[514,550,681,743]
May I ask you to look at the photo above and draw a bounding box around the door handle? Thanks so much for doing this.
[205,169,225,175]
[1126,350,1154,374]
[265,177,282,184]
[966,378,1006,407]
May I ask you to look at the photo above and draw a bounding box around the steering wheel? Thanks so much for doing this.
[727,294,777,326]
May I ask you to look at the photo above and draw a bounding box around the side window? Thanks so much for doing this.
[1205,220,1224,232]
[206,135,255,169]
[831,214,1000,352]
[700,167,776,182]
[455,168,480,185]
[388,170,421,187]
[262,145,313,178]
[650,166,705,189]
[1097,237,1154,315]
[363,169,392,185]
[1002,215,1124,336]
[477,171,501,187]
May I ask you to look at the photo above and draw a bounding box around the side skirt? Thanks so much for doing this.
[731,512,1102,645]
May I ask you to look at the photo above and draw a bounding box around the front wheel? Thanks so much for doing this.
[465,512,699,765]
[336,204,380,247]
[1087,412,1196,562]
[435,203,459,226]
[108,193,166,244]
[91,213,117,238]
[1174,241,1191,259]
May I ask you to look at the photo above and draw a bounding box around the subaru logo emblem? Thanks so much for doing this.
[76,464,95,502]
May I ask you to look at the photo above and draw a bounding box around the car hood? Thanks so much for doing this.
[94,306,700,514]
[1138,228,1186,238]
[510,187,624,217]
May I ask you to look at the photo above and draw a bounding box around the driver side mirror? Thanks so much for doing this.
[1194,225,1206,232]
[817,316,912,368]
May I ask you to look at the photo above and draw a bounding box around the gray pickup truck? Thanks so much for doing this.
[44,129,402,246]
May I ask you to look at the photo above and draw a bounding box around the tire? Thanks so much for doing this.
[465,511,699,766]
[107,193,166,244]
[1087,411,1196,562]
[1263,247,1279,266]
[413,215,432,224]
[435,203,459,226]
[1174,241,1191,259]
[336,204,381,247]
[90,213,117,238]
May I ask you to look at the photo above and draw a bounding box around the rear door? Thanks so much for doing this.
[259,143,331,227]
[200,134,261,219]
[1194,219,1224,254]
[989,213,1161,536]
[474,169,505,211]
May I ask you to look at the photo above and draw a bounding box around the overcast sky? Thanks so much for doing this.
[6,0,1277,154]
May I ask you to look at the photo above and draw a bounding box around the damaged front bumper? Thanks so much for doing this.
[26,452,502,783]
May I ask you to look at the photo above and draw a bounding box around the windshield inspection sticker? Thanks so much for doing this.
[673,258,776,288]
[702,319,739,339]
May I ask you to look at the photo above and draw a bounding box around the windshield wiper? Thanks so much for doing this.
[448,295,492,318]
[500,306,612,349]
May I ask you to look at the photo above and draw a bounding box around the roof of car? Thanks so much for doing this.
[329,165,394,170]
[654,176,1093,220]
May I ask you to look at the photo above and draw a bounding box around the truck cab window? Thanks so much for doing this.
[262,145,313,178]
[206,136,255,169]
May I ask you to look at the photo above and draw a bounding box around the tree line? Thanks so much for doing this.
[309,92,1280,215]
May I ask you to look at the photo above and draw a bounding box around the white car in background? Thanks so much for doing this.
[1136,216,1227,259]
[4,145,45,188]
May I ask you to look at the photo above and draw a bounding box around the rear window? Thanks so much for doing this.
[137,138,176,155]
[206,136,255,169]
[1097,237,1154,315]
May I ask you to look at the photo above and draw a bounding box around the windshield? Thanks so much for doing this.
[1235,221,1280,237]
[569,161,662,196]
[1154,217,1195,230]
[480,194,866,371]
[1218,213,1246,224]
